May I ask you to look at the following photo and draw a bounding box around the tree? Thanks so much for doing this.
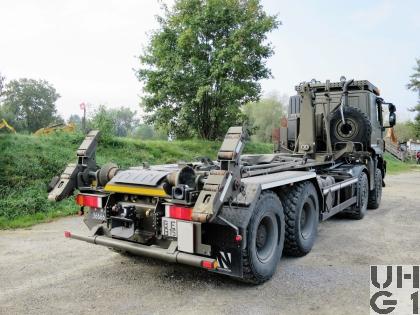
[89,106,139,138]
[90,105,116,139]
[112,107,139,137]
[393,121,417,142]
[407,58,420,138]
[243,94,286,142]
[68,114,82,129]
[134,124,167,140]
[138,0,279,140]
[0,78,61,132]
[0,72,5,97]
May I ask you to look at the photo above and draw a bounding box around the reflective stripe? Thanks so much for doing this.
[104,184,167,197]
[219,174,232,202]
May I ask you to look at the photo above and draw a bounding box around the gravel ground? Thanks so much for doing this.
[1,171,420,315]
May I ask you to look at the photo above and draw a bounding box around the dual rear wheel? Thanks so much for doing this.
[344,169,383,219]
[242,171,383,283]
[242,191,285,284]
[243,182,319,283]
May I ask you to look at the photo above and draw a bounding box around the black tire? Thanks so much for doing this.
[329,107,372,149]
[242,191,285,284]
[368,168,383,209]
[279,181,319,257]
[346,172,369,220]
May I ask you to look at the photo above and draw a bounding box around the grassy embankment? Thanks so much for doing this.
[0,132,272,229]
[0,132,416,229]
[383,152,417,174]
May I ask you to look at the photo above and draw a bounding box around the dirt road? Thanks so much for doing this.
[1,171,419,315]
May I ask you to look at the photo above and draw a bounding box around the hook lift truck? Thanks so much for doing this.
[49,78,396,283]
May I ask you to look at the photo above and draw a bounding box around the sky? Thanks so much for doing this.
[0,0,419,121]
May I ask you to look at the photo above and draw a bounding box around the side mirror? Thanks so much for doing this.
[378,100,397,128]
[389,112,396,127]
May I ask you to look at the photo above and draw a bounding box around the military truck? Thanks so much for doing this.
[49,78,396,283]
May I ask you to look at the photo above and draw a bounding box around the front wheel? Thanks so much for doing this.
[368,169,383,209]
[242,191,285,284]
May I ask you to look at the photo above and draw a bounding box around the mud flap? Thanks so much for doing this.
[202,222,244,278]
[212,246,243,278]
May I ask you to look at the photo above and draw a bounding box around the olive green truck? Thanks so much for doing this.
[49,78,396,283]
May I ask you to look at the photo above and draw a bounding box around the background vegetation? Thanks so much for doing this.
[0,78,62,132]
[0,132,272,229]
[406,58,420,138]
[137,0,279,139]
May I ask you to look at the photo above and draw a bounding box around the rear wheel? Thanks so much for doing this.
[279,181,319,257]
[368,169,383,209]
[242,191,285,284]
[345,172,369,220]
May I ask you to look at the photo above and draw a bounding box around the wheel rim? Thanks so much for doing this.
[335,118,359,141]
[300,199,315,240]
[255,214,278,263]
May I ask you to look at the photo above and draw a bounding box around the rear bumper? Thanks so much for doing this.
[64,231,217,269]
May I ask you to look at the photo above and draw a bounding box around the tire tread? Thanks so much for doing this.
[279,181,314,257]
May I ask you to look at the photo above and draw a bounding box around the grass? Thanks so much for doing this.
[0,132,272,229]
[384,152,417,174]
[0,131,415,229]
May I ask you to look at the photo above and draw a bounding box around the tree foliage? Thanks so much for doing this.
[113,107,140,137]
[0,78,61,132]
[89,106,139,139]
[407,59,420,138]
[67,114,82,129]
[0,72,5,97]
[394,121,417,142]
[407,59,420,92]
[243,95,285,142]
[134,124,167,140]
[138,0,279,140]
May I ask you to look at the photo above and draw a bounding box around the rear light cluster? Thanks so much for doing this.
[75,194,103,208]
[165,204,193,221]
[201,260,218,270]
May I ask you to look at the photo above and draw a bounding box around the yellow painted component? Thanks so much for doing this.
[0,119,16,133]
[104,183,168,197]
[34,122,75,136]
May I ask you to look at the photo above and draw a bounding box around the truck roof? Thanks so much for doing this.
[295,79,380,95]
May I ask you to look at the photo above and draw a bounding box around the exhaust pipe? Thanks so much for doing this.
[64,231,216,269]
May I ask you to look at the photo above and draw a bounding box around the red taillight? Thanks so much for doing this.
[201,260,217,270]
[75,194,102,208]
[165,205,193,221]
